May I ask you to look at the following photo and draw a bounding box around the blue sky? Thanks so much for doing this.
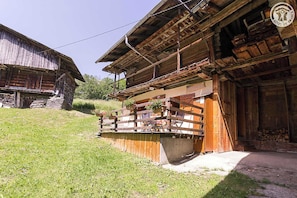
[1,0,161,79]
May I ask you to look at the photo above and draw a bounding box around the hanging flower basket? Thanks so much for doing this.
[124,98,136,112]
[124,98,135,111]
[146,99,163,113]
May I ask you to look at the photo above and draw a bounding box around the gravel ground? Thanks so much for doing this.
[162,151,297,198]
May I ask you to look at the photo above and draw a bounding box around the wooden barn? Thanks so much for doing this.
[0,24,84,109]
[96,0,297,164]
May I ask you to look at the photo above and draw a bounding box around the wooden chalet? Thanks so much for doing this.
[0,24,84,109]
[96,0,297,164]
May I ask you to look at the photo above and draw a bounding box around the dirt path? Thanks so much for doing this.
[162,151,297,198]
[235,152,297,198]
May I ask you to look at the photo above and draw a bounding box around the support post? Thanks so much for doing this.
[134,108,137,132]
[113,73,117,94]
[14,91,21,108]
[115,111,118,132]
[99,116,103,134]
[166,98,172,132]
[212,74,220,152]
[177,23,181,72]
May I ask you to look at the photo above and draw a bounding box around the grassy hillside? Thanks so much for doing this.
[0,108,258,197]
[72,99,122,114]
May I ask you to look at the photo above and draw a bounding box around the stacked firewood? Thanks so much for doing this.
[257,128,289,142]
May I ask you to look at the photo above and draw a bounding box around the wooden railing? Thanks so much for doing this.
[99,98,204,136]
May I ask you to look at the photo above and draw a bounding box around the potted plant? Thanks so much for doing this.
[146,99,163,113]
[106,111,116,119]
[95,110,106,117]
[124,98,135,111]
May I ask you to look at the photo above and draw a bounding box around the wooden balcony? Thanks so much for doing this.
[98,98,204,136]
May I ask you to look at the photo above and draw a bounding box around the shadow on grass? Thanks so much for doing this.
[203,170,258,198]
[72,102,96,115]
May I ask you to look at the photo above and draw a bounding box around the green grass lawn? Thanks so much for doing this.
[0,108,258,197]
[72,99,122,114]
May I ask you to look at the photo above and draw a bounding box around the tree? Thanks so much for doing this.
[75,74,101,99]
[74,74,126,100]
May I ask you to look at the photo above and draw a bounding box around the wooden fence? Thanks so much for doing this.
[99,98,204,136]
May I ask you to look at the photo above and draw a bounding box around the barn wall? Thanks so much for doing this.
[55,73,76,108]
[101,133,198,164]
[0,67,76,109]
[131,80,212,102]
[101,133,161,163]
[0,30,58,70]
[0,67,56,92]
[126,40,209,88]
[236,78,297,151]
[127,68,154,88]
[208,75,234,152]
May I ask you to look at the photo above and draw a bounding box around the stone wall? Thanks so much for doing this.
[0,93,14,108]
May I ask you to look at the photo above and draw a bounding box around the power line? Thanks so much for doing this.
[50,20,140,51]
[42,0,193,53]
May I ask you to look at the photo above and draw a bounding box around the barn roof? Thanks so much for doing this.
[0,24,84,82]
[95,0,239,73]
[96,0,297,99]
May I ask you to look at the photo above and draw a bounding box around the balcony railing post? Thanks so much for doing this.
[99,115,103,133]
[133,107,137,132]
[115,111,118,132]
[166,98,172,132]
[200,108,204,133]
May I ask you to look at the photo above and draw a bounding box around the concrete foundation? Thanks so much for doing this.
[160,136,194,164]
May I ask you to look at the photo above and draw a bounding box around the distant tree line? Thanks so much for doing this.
[74,74,125,100]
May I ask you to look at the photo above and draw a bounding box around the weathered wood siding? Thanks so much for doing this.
[236,78,297,151]
[0,30,58,70]
[127,68,154,87]
[0,69,6,87]
[0,67,55,92]
[206,75,234,152]
[126,38,209,88]
[101,133,160,162]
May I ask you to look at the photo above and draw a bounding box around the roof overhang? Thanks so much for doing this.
[0,24,85,82]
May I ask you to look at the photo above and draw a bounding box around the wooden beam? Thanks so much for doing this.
[126,38,204,79]
[219,0,268,28]
[212,74,220,152]
[126,31,213,79]
[108,11,195,71]
[177,22,181,72]
[199,0,252,31]
[222,50,289,71]
[234,64,297,80]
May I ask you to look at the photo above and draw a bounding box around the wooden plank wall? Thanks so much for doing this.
[245,86,259,140]
[287,81,297,143]
[0,30,59,70]
[219,80,237,151]
[238,80,297,144]
[203,96,214,152]
[259,84,287,130]
[101,133,161,163]
[126,40,209,88]
[127,68,154,87]
[208,75,234,152]
[0,69,6,87]
[0,67,56,92]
